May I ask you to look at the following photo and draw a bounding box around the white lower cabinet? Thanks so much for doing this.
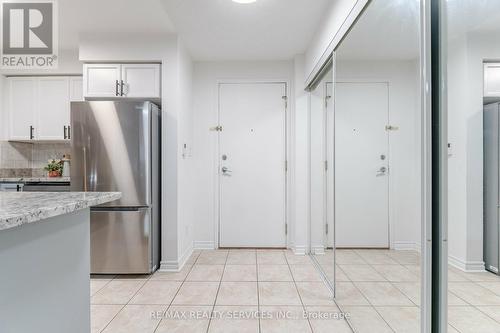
[7,76,82,141]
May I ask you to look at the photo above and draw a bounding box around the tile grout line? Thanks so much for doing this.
[349,277,396,333]
[309,254,356,333]
[205,249,229,333]
[98,274,151,332]
[388,281,421,308]
[153,251,200,333]
[284,252,316,333]
[459,280,500,326]
[448,271,500,329]
[90,275,116,298]
[256,250,262,333]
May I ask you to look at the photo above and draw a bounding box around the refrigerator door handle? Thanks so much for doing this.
[91,206,149,212]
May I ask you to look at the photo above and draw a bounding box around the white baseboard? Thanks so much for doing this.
[393,241,421,252]
[193,241,216,250]
[311,245,325,255]
[159,246,193,273]
[292,245,307,255]
[448,255,485,272]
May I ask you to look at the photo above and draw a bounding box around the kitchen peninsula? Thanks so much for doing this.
[0,192,121,333]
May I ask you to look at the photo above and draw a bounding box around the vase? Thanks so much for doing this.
[48,171,61,178]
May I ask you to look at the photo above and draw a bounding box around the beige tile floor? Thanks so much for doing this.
[91,249,350,333]
[90,249,500,333]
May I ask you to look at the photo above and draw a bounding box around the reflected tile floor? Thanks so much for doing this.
[90,249,500,333]
[315,249,500,333]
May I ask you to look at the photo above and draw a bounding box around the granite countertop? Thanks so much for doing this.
[0,192,121,232]
[0,177,71,183]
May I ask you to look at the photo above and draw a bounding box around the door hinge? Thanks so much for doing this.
[325,223,329,235]
[285,161,288,172]
[325,95,332,108]
[282,95,288,109]
[385,125,399,131]
[285,223,288,235]
[210,125,223,132]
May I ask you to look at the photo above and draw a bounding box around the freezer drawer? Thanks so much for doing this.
[90,207,152,274]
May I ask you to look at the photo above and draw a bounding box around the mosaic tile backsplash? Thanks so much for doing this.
[0,141,70,177]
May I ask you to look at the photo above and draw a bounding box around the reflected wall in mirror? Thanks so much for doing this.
[308,0,423,331]
[446,1,500,332]
[309,66,334,290]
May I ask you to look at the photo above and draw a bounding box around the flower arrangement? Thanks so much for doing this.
[44,159,63,177]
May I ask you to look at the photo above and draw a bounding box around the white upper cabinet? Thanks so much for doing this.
[484,63,500,97]
[9,78,37,141]
[83,64,121,98]
[36,77,70,141]
[70,77,84,101]
[121,64,161,98]
[83,63,161,99]
[7,76,82,141]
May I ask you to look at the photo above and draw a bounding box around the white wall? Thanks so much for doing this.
[305,0,369,84]
[191,61,296,249]
[293,55,311,254]
[447,35,470,269]
[336,59,422,250]
[447,31,500,271]
[79,33,194,271]
[177,42,195,265]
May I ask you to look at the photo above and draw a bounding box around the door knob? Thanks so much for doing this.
[377,166,387,176]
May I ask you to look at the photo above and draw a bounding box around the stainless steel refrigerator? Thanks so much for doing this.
[484,102,500,275]
[71,101,160,274]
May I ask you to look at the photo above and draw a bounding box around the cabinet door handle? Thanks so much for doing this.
[68,125,71,140]
[115,80,119,96]
[64,126,67,139]
[120,80,125,96]
[30,126,34,140]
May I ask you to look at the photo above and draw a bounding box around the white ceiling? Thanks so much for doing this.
[58,0,175,50]
[336,0,420,61]
[448,0,500,36]
[161,0,332,61]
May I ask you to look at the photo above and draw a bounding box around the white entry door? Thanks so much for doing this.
[219,83,287,248]
[335,82,389,248]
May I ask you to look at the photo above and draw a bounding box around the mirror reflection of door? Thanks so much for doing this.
[335,82,390,248]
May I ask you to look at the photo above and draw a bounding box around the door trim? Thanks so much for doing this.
[334,80,391,249]
[214,80,290,249]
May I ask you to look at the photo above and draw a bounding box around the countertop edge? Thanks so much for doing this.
[0,192,122,232]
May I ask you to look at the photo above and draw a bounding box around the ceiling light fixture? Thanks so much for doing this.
[232,0,257,4]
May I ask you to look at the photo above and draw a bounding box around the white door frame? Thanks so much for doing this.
[325,81,334,248]
[214,79,291,249]
[334,79,393,249]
